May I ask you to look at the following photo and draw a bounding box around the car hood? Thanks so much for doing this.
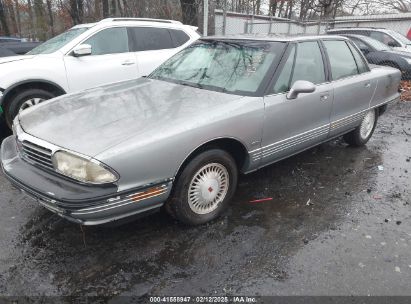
[0,54,34,64]
[19,78,244,157]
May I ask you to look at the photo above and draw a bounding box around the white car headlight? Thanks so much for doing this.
[404,58,411,65]
[52,151,118,184]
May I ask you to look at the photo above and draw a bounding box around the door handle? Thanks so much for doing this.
[122,60,136,66]
[364,82,371,88]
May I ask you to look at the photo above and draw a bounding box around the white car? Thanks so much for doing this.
[327,27,411,53]
[0,18,200,127]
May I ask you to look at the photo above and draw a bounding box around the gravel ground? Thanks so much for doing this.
[0,102,410,299]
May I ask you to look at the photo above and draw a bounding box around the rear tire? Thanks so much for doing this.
[166,149,238,225]
[343,109,378,147]
[5,88,55,127]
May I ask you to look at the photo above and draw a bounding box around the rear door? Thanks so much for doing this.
[322,39,376,137]
[64,27,138,92]
[128,27,188,76]
[260,41,333,166]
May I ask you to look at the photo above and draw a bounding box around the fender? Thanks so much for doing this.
[0,79,67,107]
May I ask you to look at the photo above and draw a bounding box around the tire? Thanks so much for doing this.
[343,109,378,147]
[166,149,238,225]
[5,88,55,128]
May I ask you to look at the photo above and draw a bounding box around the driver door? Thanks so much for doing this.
[64,27,138,93]
[260,41,333,166]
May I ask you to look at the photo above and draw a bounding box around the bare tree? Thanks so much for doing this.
[0,0,10,35]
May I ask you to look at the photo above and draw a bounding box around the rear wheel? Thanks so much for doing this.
[343,109,378,147]
[166,149,238,225]
[5,88,55,127]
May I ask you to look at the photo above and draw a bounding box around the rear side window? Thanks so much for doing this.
[348,42,369,73]
[84,27,129,55]
[323,40,358,80]
[169,29,190,47]
[129,27,174,51]
[291,41,326,85]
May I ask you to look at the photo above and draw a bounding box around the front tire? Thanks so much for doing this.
[166,149,238,225]
[343,109,378,147]
[5,88,55,127]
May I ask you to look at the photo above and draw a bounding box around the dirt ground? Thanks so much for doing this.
[0,102,410,300]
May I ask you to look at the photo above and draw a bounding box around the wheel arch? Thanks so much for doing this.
[174,137,250,181]
[0,79,67,109]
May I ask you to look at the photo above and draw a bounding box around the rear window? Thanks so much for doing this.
[128,27,174,51]
[169,29,190,47]
[323,40,359,80]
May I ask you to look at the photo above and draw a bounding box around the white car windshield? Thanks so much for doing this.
[150,40,284,95]
[27,27,89,55]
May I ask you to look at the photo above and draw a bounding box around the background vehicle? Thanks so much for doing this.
[339,34,411,80]
[0,47,15,57]
[327,28,411,53]
[0,36,24,43]
[1,35,401,226]
[0,41,42,55]
[0,18,200,127]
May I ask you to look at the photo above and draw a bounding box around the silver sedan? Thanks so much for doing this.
[1,35,401,225]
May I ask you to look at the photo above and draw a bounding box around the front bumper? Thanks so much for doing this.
[1,135,172,225]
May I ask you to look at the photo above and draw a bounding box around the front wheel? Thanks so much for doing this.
[166,149,238,225]
[343,109,378,147]
[5,88,55,127]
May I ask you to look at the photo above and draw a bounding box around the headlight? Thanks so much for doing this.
[52,151,118,184]
[404,58,411,65]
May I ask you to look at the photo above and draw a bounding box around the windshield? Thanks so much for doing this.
[387,30,411,45]
[27,27,89,55]
[355,35,391,51]
[149,40,285,95]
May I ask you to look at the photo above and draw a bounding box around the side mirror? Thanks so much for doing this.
[73,44,92,57]
[286,80,316,99]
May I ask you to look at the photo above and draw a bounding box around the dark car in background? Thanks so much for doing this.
[0,36,41,56]
[0,41,41,55]
[0,47,15,57]
[327,28,411,54]
[341,34,411,80]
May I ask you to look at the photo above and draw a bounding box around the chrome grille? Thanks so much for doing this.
[21,140,54,169]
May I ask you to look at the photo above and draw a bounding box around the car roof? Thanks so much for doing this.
[71,18,196,31]
[327,27,388,32]
[202,33,349,42]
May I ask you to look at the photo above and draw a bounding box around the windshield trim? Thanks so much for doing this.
[148,39,287,97]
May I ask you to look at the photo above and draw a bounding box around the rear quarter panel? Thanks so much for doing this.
[369,65,401,108]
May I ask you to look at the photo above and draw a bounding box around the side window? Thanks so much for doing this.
[351,38,369,52]
[323,40,359,80]
[370,32,399,47]
[84,27,129,55]
[291,41,326,85]
[348,42,369,74]
[169,29,190,47]
[272,45,295,94]
[129,27,174,51]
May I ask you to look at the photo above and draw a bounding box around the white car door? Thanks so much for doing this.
[128,27,190,76]
[64,27,138,93]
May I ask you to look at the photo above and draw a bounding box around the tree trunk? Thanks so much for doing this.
[46,0,54,36]
[14,0,21,35]
[0,0,10,35]
[110,0,117,16]
[102,0,109,17]
[180,0,198,26]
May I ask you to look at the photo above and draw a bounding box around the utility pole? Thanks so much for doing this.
[203,0,209,36]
